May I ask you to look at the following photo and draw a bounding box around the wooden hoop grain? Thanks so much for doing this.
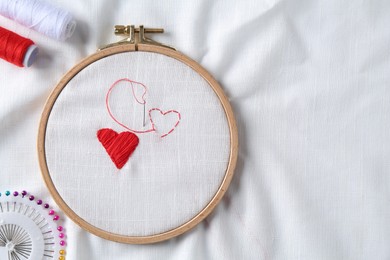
[38,43,238,244]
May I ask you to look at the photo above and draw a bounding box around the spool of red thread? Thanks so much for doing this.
[0,26,39,67]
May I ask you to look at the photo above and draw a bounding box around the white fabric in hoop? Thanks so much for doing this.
[45,51,231,237]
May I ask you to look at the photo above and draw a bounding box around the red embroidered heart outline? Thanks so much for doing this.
[148,108,181,138]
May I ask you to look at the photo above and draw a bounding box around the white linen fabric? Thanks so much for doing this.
[45,51,231,237]
[1,0,390,259]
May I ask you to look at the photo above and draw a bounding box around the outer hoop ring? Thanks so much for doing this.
[37,43,238,244]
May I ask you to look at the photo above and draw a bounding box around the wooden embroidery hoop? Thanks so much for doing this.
[37,25,238,244]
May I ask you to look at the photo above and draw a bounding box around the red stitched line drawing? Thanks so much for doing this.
[105,78,181,138]
[149,108,181,138]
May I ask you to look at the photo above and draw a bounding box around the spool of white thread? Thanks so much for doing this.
[0,0,76,41]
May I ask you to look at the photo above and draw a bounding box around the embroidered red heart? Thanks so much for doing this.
[97,128,139,169]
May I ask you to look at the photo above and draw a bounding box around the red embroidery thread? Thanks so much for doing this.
[97,128,139,169]
[106,78,182,138]
[106,78,154,134]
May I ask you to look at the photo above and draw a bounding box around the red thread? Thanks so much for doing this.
[106,78,182,138]
[149,108,181,138]
[0,26,34,67]
[106,78,154,134]
[97,128,139,169]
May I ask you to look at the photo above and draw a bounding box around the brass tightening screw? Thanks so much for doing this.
[114,25,164,36]
[114,25,129,35]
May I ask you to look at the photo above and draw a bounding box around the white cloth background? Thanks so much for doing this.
[1,0,390,259]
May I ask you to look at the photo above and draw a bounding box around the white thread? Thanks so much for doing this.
[0,0,76,41]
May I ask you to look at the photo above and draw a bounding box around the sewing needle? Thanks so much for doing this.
[143,102,146,127]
